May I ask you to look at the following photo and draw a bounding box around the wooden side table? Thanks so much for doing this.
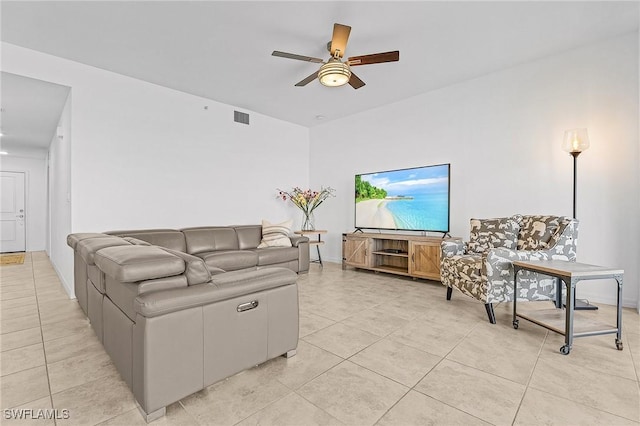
[294,230,327,268]
[512,260,623,355]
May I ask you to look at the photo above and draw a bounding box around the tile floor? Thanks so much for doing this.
[1,252,639,425]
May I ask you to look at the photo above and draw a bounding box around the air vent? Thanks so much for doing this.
[234,111,250,125]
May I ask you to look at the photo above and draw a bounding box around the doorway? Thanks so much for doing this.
[1,170,26,252]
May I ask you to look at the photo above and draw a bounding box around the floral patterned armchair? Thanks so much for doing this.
[440,215,579,323]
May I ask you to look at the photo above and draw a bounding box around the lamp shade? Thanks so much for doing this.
[318,60,351,87]
[562,128,590,153]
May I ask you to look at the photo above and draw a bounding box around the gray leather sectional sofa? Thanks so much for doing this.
[67,225,309,422]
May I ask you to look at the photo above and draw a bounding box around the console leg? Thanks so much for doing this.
[446,286,453,301]
[283,349,297,358]
[138,405,165,423]
[485,303,496,324]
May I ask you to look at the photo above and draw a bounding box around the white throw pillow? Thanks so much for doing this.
[258,219,293,248]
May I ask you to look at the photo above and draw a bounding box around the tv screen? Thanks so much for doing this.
[355,163,450,232]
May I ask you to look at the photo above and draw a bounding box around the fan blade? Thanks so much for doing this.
[295,71,319,87]
[330,23,351,58]
[348,72,365,89]
[272,51,324,63]
[347,51,399,66]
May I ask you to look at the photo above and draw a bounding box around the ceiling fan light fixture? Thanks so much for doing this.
[318,60,351,87]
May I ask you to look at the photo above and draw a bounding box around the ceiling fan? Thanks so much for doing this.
[272,23,399,89]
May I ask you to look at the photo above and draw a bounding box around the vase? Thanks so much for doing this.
[301,211,315,231]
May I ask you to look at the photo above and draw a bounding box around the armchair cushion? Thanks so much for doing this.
[467,217,520,254]
[518,215,567,250]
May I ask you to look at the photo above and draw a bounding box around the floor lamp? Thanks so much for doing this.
[562,128,598,310]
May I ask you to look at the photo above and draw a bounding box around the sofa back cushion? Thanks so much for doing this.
[105,229,186,252]
[234,225,263,250]
[518,215,569,250]
[468,217,520,254]
[182,227,239,255]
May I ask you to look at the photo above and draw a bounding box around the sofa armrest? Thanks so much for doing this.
[289,236,309,247]
[134,268,297,318]
[159,248,212,285]
[95,245,185,283]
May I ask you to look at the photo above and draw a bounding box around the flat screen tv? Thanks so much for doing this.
[355,163,450,233]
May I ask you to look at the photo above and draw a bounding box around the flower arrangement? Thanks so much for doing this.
[277,187,335,230]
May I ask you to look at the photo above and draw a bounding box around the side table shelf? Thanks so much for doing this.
[294,230,326,267]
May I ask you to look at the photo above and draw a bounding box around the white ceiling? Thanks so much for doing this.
[0,72,70,151]
[1,1,638,145]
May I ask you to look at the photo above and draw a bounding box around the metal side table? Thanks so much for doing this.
[512,260,623,355]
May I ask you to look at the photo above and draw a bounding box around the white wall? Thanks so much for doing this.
[0,150,48,251]
[310,33,639,308]
[3,43,310,297]
[47,94,73,295]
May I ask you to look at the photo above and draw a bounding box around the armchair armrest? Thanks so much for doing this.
[486,247,559,301]
[441,239,467,258]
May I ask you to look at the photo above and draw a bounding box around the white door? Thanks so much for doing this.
[1,171,26,253]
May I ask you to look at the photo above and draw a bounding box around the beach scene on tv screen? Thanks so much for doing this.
[355,164,449,231]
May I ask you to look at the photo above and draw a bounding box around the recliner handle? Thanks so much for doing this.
[237,300,259,312]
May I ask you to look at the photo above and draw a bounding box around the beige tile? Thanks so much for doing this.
[0,343,45,376]
[41,316,91,342]
[0,366,50,409]
[44,327,102,364]
[302,322,380,358]
[237,392,343,426]
[350,338,441,387]
[297,361,408,426]
[415,359,525,425]
[1,302,38,321]
[299,312,335,337]
[98,402,197,426]
[48,346,119,393]
[39,303,86,327]
[377,390,489,426]
[0,396,54,426]
[529,357,640,421]
[446,319,546,384]
[52,375,137,426]
[0,313,41,335]
[341,308,409,337]
[180,365,291,425]
[541,331,637,381]
[255,340,342,390]
[0,295,37,310]
[0,326,42,352]
[387,317,468,357]
[0,288,36,301]
[514,387,638,425]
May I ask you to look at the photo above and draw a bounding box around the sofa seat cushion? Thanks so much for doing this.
[251,247,299,266]
[197,250,258,272]
[95,245,185,283]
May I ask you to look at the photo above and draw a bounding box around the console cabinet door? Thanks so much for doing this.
[409,241,441,280]
[342,235,370,268]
